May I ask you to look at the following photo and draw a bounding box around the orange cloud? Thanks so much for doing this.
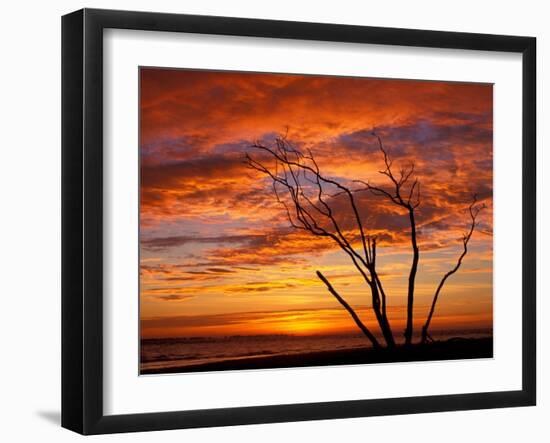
[139,67,493,341]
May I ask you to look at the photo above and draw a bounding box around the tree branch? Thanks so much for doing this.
[421,195,486,343]
[316,271,381,348]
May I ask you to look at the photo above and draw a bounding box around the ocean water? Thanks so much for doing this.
[140,328,492,373]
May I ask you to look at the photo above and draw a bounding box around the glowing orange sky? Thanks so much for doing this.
[139,68,493,341]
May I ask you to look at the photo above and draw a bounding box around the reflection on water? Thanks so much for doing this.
[140,328,492,372]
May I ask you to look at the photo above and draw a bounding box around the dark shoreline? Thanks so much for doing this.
[140,337,493,375]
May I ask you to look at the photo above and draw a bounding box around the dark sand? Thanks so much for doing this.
[141,337,493,375]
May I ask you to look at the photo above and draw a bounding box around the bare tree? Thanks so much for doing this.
[246,133,483,348]
[360,134,420,346]
[246,136,395,348]
[420,196,486,344]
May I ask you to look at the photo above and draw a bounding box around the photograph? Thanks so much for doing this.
[139,68,494,375]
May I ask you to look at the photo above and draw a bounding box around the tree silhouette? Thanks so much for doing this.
[361,133,420,346]
[421,195,485,343]
[246,133,484,347]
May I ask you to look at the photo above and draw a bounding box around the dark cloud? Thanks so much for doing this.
[207,267,235,273]
[141,233,264,250]
[224,282,297,293]
[155,294,195,302]
[141,155,246,189]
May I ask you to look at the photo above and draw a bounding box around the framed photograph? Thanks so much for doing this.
[62,8,536,435]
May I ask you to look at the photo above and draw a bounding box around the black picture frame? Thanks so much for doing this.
[61,8,536,435]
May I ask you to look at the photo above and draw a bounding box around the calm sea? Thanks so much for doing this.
[140,328,492,372]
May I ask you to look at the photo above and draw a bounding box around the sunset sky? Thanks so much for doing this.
[139,68,493,342]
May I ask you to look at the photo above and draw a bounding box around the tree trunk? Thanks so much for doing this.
[404,207,419,346]
[369,275,395,348]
